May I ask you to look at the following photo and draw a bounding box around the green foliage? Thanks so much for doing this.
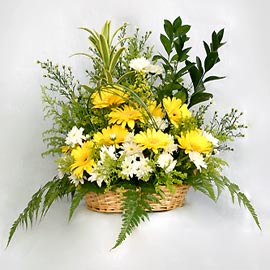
[207,108,248,151]
[112,184,159,249]
[78,21,128,84]
[68,181,105,221]
[223,176,261,230]
[154,17,225,107]
[188,156,227,201]
[187,156,261,230]
[7,176,75,247]
[40,60,93,156]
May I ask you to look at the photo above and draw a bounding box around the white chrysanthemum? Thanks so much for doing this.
[188,151,207,170]
[157,152,177,173]
[203,131,219,147]
[164,135,178,154]
[154,117,168,131]
[88,169,105,187]
[144,64,163,75]
[135,157,153,179]
[100,145,117,162]
[65,126,86,146]
[69,174,84,186]
[129,57,151,72]
[121,155,138,178]
[124,132,135,142]
[120,141,142,156]
[57,169,65,179]
[121,155,152,179]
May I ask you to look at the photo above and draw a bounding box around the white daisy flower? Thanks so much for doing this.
[88,170,105,187]
[188,151,207,170]
[121,155,137,178]
[100,145,117,161]
[144,64,163,75]
[129,57,151,72]
[120,141,142,156]
[154,117,168,131]
[157,152,177,173]
[121,155,152,179]
[69,174,84,186]
[164,135,178,154]
[203,131,219,147]
[65,126,86,147]
[134,157,153,179]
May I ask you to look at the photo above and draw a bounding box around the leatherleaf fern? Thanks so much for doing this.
[7,176,75,247]
[112,183,160,249]
[7,177,106,247]
[186,156,261,230]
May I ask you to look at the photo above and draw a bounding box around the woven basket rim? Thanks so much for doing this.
[84,184,190,213]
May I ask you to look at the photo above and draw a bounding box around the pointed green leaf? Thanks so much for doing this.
[99,34,110,69]
[217,29,225,42]
[203,41,210,55]
[196,56,203,74]
[189,92,213,108]
[204,75,225,83]
[204,51,218,72]
[101,21,111,44]
[164,19,174,40]
[109,47,125,72]
[160,34,172,55]
[173,16,182,30]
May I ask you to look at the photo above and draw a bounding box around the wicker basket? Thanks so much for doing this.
[84,184,190,213]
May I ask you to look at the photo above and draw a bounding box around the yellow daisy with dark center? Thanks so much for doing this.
[163,97,191,127]
[70,141,96,179]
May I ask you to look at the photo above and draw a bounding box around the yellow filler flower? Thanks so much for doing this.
[177,130,213,154]
[133,128,171,153]
[70,141,96,179]
[109,105,143,129]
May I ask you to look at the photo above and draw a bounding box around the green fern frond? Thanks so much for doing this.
[68,189,89,221]
[69,192,84,221]
[223,176,261,230]
[7,176,75,247]
[112,187,155,250]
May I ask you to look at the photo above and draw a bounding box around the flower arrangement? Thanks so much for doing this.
[8,17,260,249]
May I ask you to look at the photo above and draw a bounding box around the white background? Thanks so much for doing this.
[0,0,270,269]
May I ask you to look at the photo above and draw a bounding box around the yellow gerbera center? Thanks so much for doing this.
[91,85,127,108]
[70,141,96,179]
[93,125,128,146]
[177,130,213,154]
[163,97,191,127]
[109,105,143,129]
[133,129,171,153]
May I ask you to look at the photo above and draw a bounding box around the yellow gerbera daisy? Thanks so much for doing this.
[133,129,172,153]
[91,85,127,108]
[147,100,164,119]
[70,141,96,179]
[163,97,191,127]
[93,125,128,146]
[177,130,213,154]
[109,105,143,129]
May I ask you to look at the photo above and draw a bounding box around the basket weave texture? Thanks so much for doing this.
[84,184,190,213]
